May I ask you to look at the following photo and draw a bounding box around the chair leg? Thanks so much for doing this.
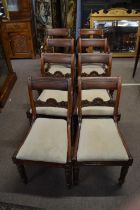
[17,164,28,184]
[118,166,129,185]
[73,162,79,185]
[65,164,72,188]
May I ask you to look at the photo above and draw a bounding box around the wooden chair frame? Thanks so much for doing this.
[41,38,74,53]
[12,77,73,188]
[45,28,71,38]
[73,77,133,186]
[41,28,71,53]
[78,38,109,53]
[40,52,75,83]
[78,53,112,77]
[79,28,104,38]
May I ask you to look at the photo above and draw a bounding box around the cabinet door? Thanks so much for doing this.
[8,31,33,58]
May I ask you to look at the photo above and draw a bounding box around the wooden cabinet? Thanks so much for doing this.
[2,20,35,58]
[0,21,17,107]
[2,0,36,59]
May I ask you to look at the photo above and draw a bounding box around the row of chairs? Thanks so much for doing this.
[12,77,132,188]
[12,28,133,188]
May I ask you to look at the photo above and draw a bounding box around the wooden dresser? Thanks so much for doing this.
[1,0,36,59]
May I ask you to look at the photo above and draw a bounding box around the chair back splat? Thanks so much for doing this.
[78,53,112,77]
[40,53,75,83]
[77,77,121,120]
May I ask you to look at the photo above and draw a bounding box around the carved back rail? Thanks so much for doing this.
[44,38,74,54]
[28,77,72,121]
[77,77,121,119]
[78,38,109,53]
[45,28,71,38]
[79,28,104,38]
[78,53,112,77]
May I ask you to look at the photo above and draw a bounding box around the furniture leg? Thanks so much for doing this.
[17,164,28,184]
[65,164,72,188]
[73,162,79,185]
[118,166,129,185]
[133,37,140,77]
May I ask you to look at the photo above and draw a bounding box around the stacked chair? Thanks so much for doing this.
[12,28,133,188]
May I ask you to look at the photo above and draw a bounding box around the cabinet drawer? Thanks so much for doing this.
[6,22,28,31]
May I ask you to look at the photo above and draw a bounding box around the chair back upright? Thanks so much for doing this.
[77,77,122,121]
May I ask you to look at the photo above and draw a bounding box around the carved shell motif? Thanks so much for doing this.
[82,97,115,107]
[36,98,67,108]
[45,71,70,78]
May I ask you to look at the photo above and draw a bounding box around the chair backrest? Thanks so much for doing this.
[78,38,109,53]
[77,77,121,120]
[28,77,72,122]
[79,28,104,38]
[44,38,74,53]
[78,53,112,77]
[40,52,75,82]
[45,28,71,38]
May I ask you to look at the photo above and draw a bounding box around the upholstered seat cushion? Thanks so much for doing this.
[16,118,67,163]
[82,64,105,75]
[82,89,113,115]
[45,64,71,75]
[77,119,129,161]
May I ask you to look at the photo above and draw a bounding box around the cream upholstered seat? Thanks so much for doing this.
[45,64,71,75]
[81,89,113,116]
[35,89,67,116]
[16,118,67,164]
[77,118,129,162]
[82,64,105,75]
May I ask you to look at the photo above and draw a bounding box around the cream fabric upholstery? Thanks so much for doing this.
[82,64,105,75]
[82,89,110,101]
[38,90,67,102]
[46,64,71,75]
[82,106,114,116]
[77,119,129,161]
[16,118,67,163]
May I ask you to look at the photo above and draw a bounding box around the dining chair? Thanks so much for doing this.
[13,77,73,188]
[73,77,133,185]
